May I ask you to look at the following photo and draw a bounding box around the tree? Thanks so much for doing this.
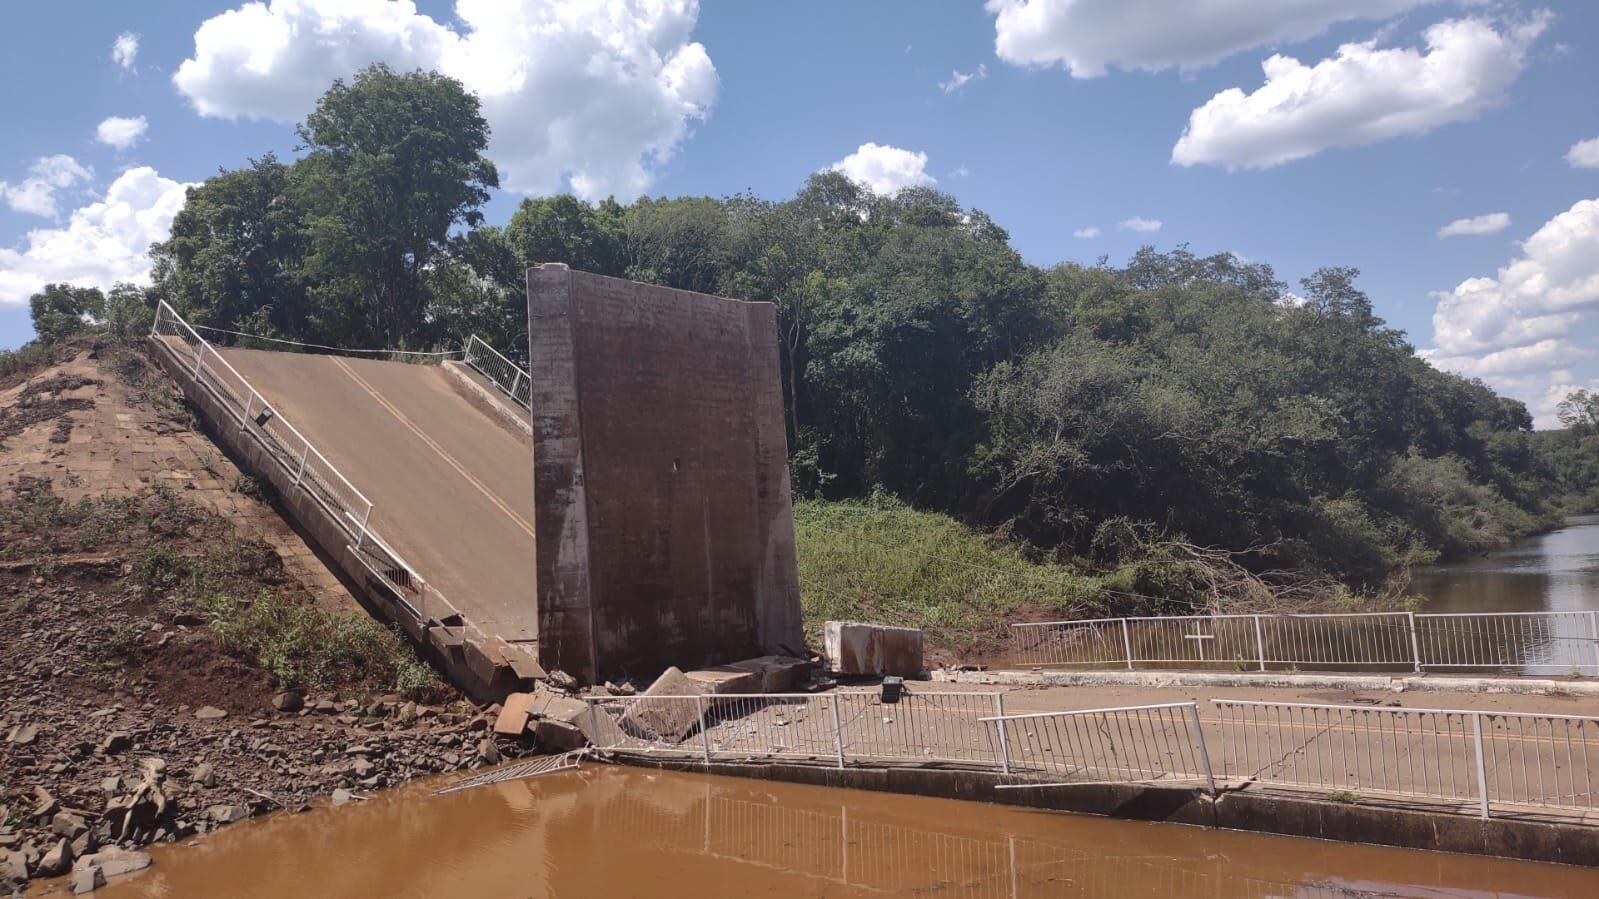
[294,64,498,348]
[1558,390,1599,434]
[28,283,105,344]
[504,195,625,277]
[149,154,309,338]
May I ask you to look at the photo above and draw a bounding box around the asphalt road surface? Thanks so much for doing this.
[219,348,537,642]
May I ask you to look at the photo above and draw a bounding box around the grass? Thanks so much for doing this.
[794,494,1110,656]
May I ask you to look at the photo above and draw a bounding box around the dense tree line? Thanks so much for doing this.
[18,65,1599,591]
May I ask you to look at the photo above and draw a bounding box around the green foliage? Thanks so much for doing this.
[29,282,105,344]
[203,590,439,699]
[794,494,1106,655]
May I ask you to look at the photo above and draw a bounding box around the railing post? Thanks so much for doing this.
[829,693,845,769]
[193,343,207,378]
[588,701,603,750]
[1120,618,1134,671]
[355,503,373,551]
[695,696,711,765]
[1470,712,1490,819]
[1185,703,1216,797]
[239,392,253,432]
[993,693,1012,775]
[294,442,310,486]
[1407,612,1423,673]
[1589,611,1599,676]
[1252,614,1266,672]
[510,369,524,399]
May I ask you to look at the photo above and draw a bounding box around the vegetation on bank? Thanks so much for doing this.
[9,63,1598,611]
[1,478,439,699]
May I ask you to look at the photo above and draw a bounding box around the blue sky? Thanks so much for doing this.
[1,0,1596,425]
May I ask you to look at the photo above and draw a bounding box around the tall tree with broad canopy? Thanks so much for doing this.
[294,64,497,348]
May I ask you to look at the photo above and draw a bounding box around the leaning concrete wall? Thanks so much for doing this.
[528,264,805,683]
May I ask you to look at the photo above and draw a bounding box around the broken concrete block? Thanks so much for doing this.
[71,865,104,895]
[823,621,924,678]
[74,848,150,878]
[682,667,761,695]
[724,655,814,693]
[621,667,703,742]
[527,683,589,725]
[533,719,588,752]
[493,693,536,736]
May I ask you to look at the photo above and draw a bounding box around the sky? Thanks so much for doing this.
[1,0,1596,426]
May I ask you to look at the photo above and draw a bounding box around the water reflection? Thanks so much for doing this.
[1413,516,1599,615]
[92,766,1599,898]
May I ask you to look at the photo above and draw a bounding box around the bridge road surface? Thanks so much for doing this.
[218,347,537,643]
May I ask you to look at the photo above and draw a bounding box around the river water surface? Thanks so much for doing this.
[83,765,1599,898]
[1412,515,1599,614]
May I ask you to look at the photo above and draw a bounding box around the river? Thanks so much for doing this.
[82,766,1599,898]
[1412,515,1599,614]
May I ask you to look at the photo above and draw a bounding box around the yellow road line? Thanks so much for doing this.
[329,357,535,539]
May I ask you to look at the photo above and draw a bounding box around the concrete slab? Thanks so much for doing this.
[724,655,814,693]
[824,622,924,678]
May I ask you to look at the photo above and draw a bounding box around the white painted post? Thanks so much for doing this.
[355,503,373,551]
[1407,612,1423,673]
[1185,703,1216,797]
[1589,612,1599,676]
[239,392,253,432]
[696,696,712,765]
[1470,712,1490,819]
[588,701,603,750]
[294,442,310,486]
[510,369,524,400]
[829,693,845,769]
[993,693,1012,775]
[1252,615,1266,672]
[1120,619,1134,671]
[193,343,207,378]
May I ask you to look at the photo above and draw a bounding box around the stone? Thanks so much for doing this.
[52,811,88,839]
[37,839,72,877]
[205,804,249,824]
[823,621,924,678]
[330,789,355,807]
[190,763,216,788]
[351,758,376,778]
[271,691,304,713]
[171,611,205,627]
[528,683,590,725]
[476,738,501,765]
[100,776,123,795]
[194,706,227,721]
[71,865,104,895]
[33,786,59,819]
[621,667,702,742]
[140,757,167,781]
[100,731,132,755]
[76,848,151,878]
[1,849,27,885]
[6,723,38,745]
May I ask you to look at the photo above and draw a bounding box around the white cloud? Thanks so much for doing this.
[1427,198,1599,425]
[1073,226,1100,238]
[0,155,94,219]
[827,143,935,195]
[1119,216,1162,233]
[939,64,987,94]
[1438,211,1510,238]
[172,0,717,201]
[986,0,1440,77]
[96,116,149,151]
[111,32,139,71]
[1172,15,1547,170]
[0,167,191,306]
[1568,137,1599,169]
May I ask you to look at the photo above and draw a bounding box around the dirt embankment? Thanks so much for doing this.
[0,343,539,894]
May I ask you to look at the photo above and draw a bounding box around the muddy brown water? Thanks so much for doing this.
[76,765,1599,898]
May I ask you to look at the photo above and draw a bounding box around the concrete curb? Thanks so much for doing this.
[933,667,1599,697]
[441,360,532,438]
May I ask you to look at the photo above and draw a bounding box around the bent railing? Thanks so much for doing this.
[1012,610,1599,676]
[150,302,443,618]
[462,335,530,409]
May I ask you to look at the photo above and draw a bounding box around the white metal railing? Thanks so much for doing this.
[149,302,438,614]
[585,691,1004,769]
[1011,610,1599,676]
[1212,699,1599,819]
[462,335,530,409]
[982,702,1215,793]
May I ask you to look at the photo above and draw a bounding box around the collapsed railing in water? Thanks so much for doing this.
[584,691,1599,820]
[1010,610,1599,676]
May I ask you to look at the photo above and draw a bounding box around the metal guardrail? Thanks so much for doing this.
[588,690,1599,820]
[149,302,442,617]
[1212,699,1599,819]
[462,335,530,409]
[1011,610,1599,676]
